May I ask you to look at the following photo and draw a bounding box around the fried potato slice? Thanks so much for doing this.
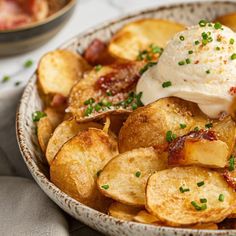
[37,117,53,153]
[50,128,118,211]
[38,49,91,97]
[97,147,167,207]
[215,13,236,32]
[168,130,229,168]
[190,223,218,230]
[68,61,143,122]
[134,210,161,224]
[109,19,185,61]
[46,119,102,165]
[108,202,141,221]
[118,97,236,154]
[146,166,236,226]
[44,107,64,129]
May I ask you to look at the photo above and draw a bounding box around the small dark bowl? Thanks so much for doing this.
[0,0,76,57]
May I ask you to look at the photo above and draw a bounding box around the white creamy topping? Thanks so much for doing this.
[137,24,236,118]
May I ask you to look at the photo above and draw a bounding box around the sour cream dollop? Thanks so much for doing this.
[137,23,236,118]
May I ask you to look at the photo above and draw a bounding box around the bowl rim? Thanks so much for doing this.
[0,0,76,34]
[16,1,236,234]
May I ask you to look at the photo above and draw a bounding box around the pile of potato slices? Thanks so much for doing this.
[34,15,236,230]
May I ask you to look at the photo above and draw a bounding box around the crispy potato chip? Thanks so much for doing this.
[46,119,102,165]
[119,98,236,154]
[97,147,167,207]
[190,223,218,230]
[37,117,53,153]
[146,166,236,226]
[215,13,236,32]
[109,19,185,61]
[134,210,161,224]
[38,49,91,97]
[68,61,143,122]
[44,107,64,129]
[108,202,141,221]
[50,128,118,211]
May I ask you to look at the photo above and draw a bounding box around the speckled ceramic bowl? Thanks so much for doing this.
[0,0,76,56]
[17,1,236,235]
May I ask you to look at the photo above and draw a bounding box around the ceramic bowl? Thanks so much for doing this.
[17,1,236,235]
[0,0,76,56]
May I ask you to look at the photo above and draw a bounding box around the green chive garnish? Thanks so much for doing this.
[139,62,157,75]
[218,194,224,202]
[188,50,193,54]
[180,35,185,41]
[229,155,235,171]
[15,81,21,86]
[205,123,213,129]
[32,111,47,122]
[195,40,200,45]
[24,59,33,68]
[197,181,205,187]
[200,198,207,203]
[101,184,109,190]
[166,130,177,142]
[2,75,10,83]
[180,123,186,129]
[84,106,93,116]
[95,65,102,72]
[230,38,235,45]
[178,61,185,66]
[132,103,138,110]
[214,22,222,30]
[231,53,236,60]
[199,20,207,27]
[84,98,95,105]
[202,32,208,40]
[135,171,141,177]
[206,70,210,74]
[194,127,199,131]
[162,81,172,88]
[179,186,190,193]
[191,201,201,211]
[94,104,102,112]
[186,58,191,64]
[96,170,102,177]
[216,46,221,51]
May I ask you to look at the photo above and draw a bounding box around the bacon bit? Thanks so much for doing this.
[194,60,199,64]
[168,130,217,166]
[223,60,227,64]
[229,87,236,96]
[51,94,67,108]
[223,170,236,189]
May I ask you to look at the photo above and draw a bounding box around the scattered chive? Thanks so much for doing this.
[84,98,95,105]
[206,70,210,74]
[230,38,235,45]
[151,45,163,54]
[202,32,208,40]
[180,35,185,41]
[200,198,207,203]
[195,40,200,45]
[194,127,199,131]
[101,184,109,190]
[24,59,33,68]
[199,19,207,27]
[180,123,187,129]
[229,155,235,171]
[162,81,172,88]
[218,194,224,202]
[188,50,193,54]
[214,22,222,30]
[202,39,208,46]
[1,75,10,83]
[166,130,177,142]
[197,181,205,187]
[135,171,141,178]
[15,81,21,86]
[231,53,236,60]
[132,103,138,110]
[84,106,93,116]
[179,186,190,193]
[95,64,102,72]
[186,58,191,64]
[32,111,47,122]
[139,62,157,75]
[178,61,185,66]
[200,204,207,210]
[106,91,112,96]
[191,201,202,211]
[205,123,213,128]
[94,104,102,112]
[96,170,102,177]
[216,46,221,51]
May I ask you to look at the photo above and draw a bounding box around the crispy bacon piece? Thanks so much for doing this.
[83,39,116,65]
[223,170,236,189]
[50,93,67,108]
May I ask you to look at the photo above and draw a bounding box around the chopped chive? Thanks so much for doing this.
[216,46,220,51]
[179,186,190,193]
[218,194,224,202]
[84,106,93,116]
[94,104,102,112]
[24,59,33,68]
[162,81,172,88]
[84,98,95,105]
[195,40,200,45]
[180,123,186,129]
[229,155,235,171]
[194,127,199,131]
[15,81,21,86]
[207,37,213,43]
[200,198,207,203]
[188,50,193,54]
[202,32,208,40]
[214,22,222,30]
[135,171,141,177]
[106,91,112,96]
[200,204,207,210]
[32,111,47,122]
[101,184,109,190]
[186,58,191,64]
[95,64,102,72]
[180,35,185,41]
[96,170,102,177]
[2,75,10,83]
[178,61,185,66]
[199,20,207,27]
[202,39,208,46]
[205,123,213,128]
[230,38,235,45]
[151,45,163,54]
[166,130,177,142]
[139,62,157,75]
[132,103,138,110]
[231,53,236,60]
[191,201,202,211]
[197,181,205,187]
[206,70,210,74]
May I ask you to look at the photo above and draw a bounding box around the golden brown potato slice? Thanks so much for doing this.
[97,147,167,207]
[38,49,91,97]
[37,117,53,153]
[119,97,236,154]
[190,223,218,230]
[168,130,229,168]
[46,119,102,165]
[50,128,118,211]
[68,61,143,122]
[146,166,236,226]
[215,13,236,32]
[109,19,185,61]
[108,202,141,221]
[133,210,161,224]
[44,107,64,129]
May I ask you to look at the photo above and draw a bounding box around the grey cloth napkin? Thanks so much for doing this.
[0,176,69,236]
